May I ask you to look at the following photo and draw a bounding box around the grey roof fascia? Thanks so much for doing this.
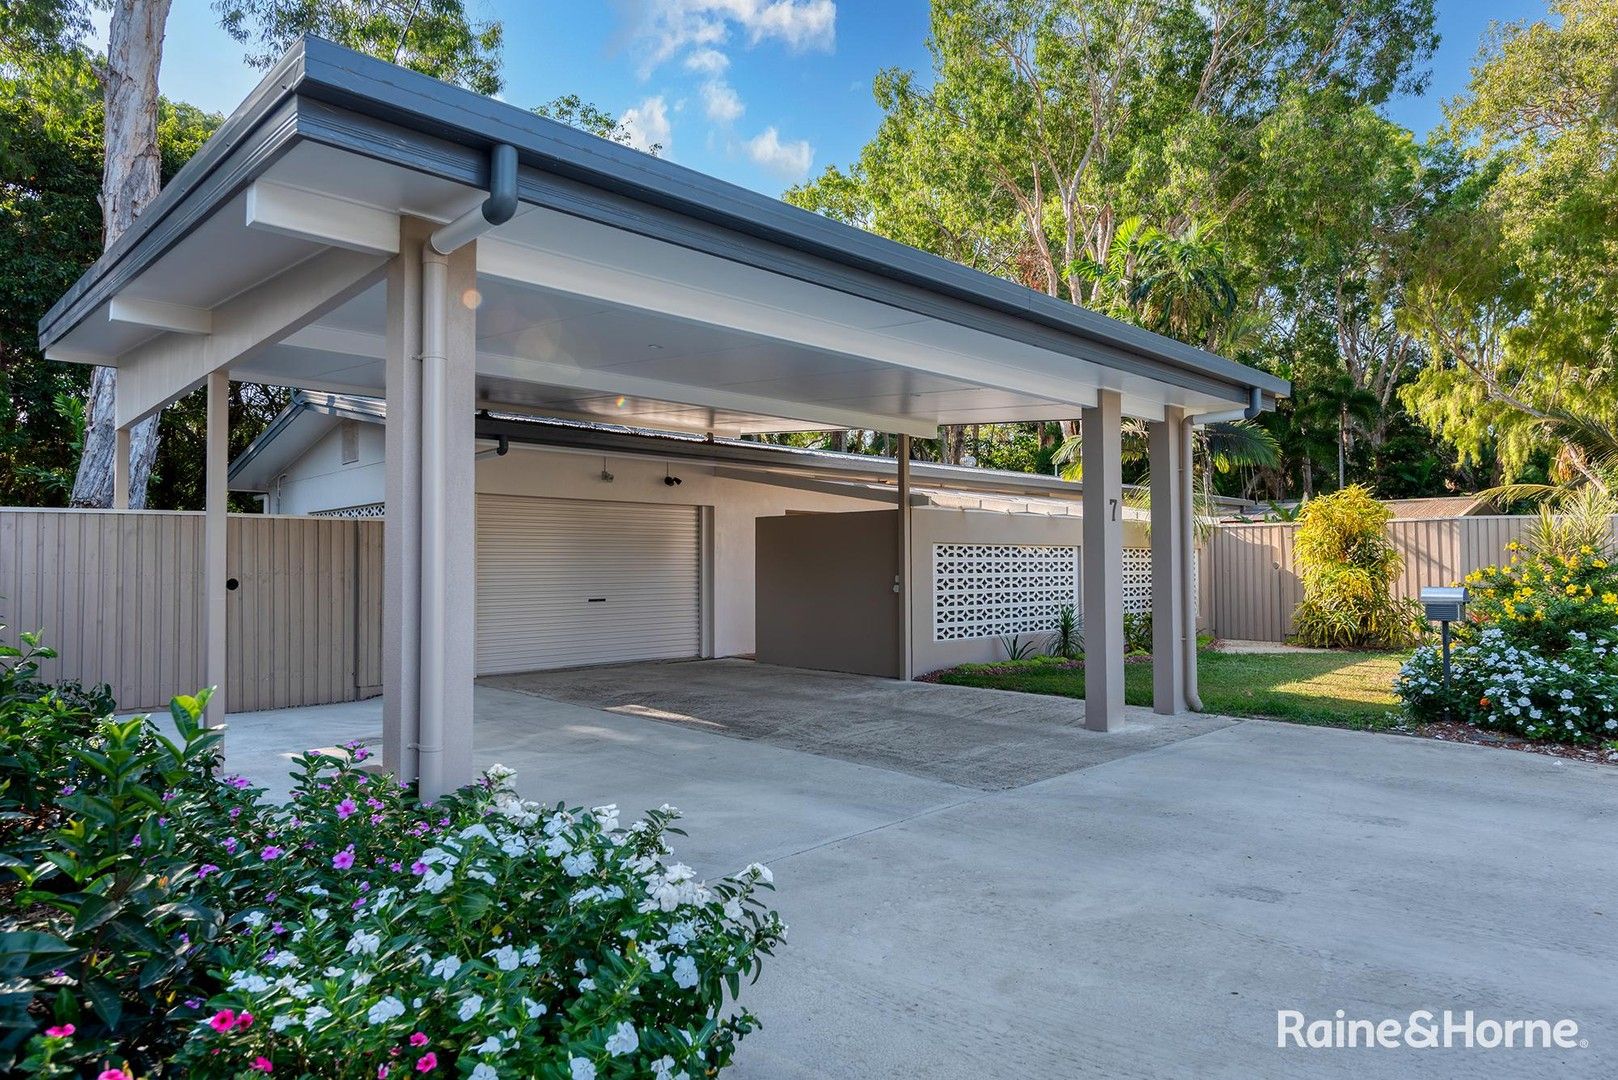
[44,36,1288,405]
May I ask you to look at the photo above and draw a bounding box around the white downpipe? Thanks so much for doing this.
[1181,416,1202,711]
[417,248,449,801]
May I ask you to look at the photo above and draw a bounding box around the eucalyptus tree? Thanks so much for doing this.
[66,0,505,507]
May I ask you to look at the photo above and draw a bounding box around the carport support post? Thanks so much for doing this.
[204,368,228,729]
[1149,407,1187,714]
[113,425,130,510]
[383,220,427,786]
[897,433,913,680]
[1082,389,1125,731]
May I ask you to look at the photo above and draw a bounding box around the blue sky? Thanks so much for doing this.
[117,0,1547,196]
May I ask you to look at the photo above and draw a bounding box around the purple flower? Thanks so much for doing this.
[223,837,238,854]
[370,814,384,826]
[389,862,403,873]
[367,798,385,810]
[229,807,242,819]
[332,847,355,870]
[411,861,428,876]
[354,746,370,761]
[260,846,284,861]
[162,790,176,802]
[59,784,76,796]
[227,775,251,790]
[197,864,220,880]
[336,799,358,820]
[130,836,142,848]
[271,922,285,935]
[157,816,169,827]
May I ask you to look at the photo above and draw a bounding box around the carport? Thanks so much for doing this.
[39,38,1286,798]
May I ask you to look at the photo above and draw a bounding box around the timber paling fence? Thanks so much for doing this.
[0,509,382,712]
[1206,515,1553,643]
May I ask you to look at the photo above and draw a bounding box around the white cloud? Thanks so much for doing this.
[701,80,745,123]
[745,126,813,181]
[624,0,837,77]
[742,0,836,50]
[620,96,673,154]
[683,48,730,74]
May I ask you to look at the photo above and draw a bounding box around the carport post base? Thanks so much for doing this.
[1082,389,1125,732]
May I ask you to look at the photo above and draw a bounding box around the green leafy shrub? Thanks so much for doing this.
[1048,605,1081,659]
[1,628,785,1077]
[1122,612,1152,655]
[1396,542,1618,742]
[1290,486,1423,648]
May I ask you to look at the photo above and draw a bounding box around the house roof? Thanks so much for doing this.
[231,391,1251,517]
[43,36,1286,442]
[1382,496,1495,519]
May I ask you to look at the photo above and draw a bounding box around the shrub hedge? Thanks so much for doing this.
[1,630,784,1078]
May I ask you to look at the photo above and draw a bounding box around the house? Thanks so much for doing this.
[228,391,1230,677]
[38,38,1287,797]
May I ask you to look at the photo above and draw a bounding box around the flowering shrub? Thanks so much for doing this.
[2,629,784,1078]
[1395,542,1618,743]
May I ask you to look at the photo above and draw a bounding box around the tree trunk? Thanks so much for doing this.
[69,0,173,508]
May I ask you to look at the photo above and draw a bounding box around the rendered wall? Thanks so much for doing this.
[268,421,387,515]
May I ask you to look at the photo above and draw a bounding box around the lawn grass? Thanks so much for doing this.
[936,649,1410,731]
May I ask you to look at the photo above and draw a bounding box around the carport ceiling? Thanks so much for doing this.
[39,38,1287,436]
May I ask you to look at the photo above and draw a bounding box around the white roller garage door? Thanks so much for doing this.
[476,496,702,674]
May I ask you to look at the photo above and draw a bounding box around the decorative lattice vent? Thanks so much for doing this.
[1120,548,1199,616]
[933,543,1079,641]
[311,502,385,519]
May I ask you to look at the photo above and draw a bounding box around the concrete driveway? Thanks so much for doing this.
[212,660,1618,1079]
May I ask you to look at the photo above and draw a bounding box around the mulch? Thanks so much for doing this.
[1403,719,1618,767]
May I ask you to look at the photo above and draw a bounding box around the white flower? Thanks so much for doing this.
[642,944,665,973]
[521,944,542,967]
[458,994,484,1021]
[569,1058,596,1080]
[486,945,520,972]
[672,955,699,989]
[473,1035,502,1053]
[562,851,597,878]
[347,929,381,956]
[459,823,498,844]
[591,804,620,831]
[470,1066,499,1080]
[303,1004,332,1028]
[578,977,596,991]
[269,950,302,969]
[228,972,272,993]
[300,884,329,897]
[522,997,547,1019]
[367,996,406,1025]
[419,867,455,895]
[605,1021,639,1057]
[723,898,742,921]
[742,862,774,885]
[311,907,330,924]
[430,955,462,980]
[485,763,517,786]
[651,1057,677,1080]
[242,912,267,928]
[271,1015,296,1033]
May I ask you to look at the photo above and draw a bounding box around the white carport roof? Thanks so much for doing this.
[40,37,1287,439]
